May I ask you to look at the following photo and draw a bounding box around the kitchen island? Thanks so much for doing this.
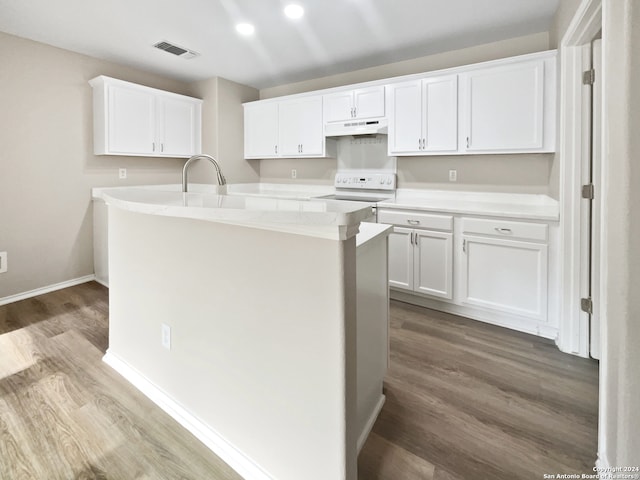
[96,187,390,480]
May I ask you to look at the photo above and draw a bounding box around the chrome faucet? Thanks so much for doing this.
[182,154,227,192]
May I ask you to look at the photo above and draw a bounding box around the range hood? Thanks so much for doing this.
[324,118,388,137]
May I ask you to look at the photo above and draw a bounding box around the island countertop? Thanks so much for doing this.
[95,187,373,240]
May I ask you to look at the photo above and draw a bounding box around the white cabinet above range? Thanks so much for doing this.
[323,86,385,123]
[89,76,202,158]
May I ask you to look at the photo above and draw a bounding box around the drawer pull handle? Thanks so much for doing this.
[407,220,421,225]
[495,227,512,234]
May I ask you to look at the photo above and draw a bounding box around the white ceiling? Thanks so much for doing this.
[0,0,560,89]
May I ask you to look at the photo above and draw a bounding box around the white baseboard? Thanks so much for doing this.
[357,395,385,453]
[103,351,274,480]
[595,454,610,472]
[0,275,96,306]
[93,277,109,288]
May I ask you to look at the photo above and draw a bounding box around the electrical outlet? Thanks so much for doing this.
[161,324,171,350]
[449,169,457,182]
[119,168,127,179]
[291,169,297,179]
[0,252,7,274]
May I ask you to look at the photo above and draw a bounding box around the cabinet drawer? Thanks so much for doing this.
[378,210,453,231]
[461,218,548,242]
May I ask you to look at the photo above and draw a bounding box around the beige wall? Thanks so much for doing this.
[257,32,556,194]
[189,77,260,184]
[0,32,202,299]
[602,0,640,465]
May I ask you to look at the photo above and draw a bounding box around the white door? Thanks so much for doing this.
[323,91,354,123]
[464,60,544,152]
[423,75,458,152]
[296,96,324,155]
[388,80,423,155]
[461,235,548,321]
[353,86,385,119]
[414,230,453,299]
[388,227,414,291]
[280,98,323,156]
[244,102,279,158]
[157,96,199,157]
[108,85,155,154]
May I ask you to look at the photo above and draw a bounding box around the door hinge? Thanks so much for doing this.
[582,183,595,199]
[583,69,595,85]
[581,297,593,314]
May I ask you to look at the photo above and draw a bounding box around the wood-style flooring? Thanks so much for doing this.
[0,282,598,479]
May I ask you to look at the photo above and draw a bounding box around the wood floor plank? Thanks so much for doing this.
[0,283,599,479]
[358,432,435,480]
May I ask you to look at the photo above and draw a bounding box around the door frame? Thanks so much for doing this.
[557,0,602,358]
[557,0,608,469]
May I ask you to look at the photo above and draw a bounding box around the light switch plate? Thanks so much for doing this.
[0,252,7,273]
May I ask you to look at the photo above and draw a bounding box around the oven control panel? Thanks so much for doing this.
[334,172,396,190]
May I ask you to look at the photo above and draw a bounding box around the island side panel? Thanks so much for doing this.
[106,207,357,480]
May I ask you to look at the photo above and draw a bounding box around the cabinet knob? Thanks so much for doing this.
[152,142,155,152]
[407,219,421,225]
[494,227,512,234]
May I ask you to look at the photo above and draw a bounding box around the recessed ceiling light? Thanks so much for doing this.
[284,4,304,19]
[236,23,255,35]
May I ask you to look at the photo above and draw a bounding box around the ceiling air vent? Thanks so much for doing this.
[153,41,199,59]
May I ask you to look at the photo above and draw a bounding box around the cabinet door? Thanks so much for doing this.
[108,85,155,154]
[388,80,423,155]
[461,235,548,321]
[353,86,385,119]
[423,76,458,152]
[157,95,200,157]
[414,230,453,299]
[388,227,414,291]
[280,97,324,157]
[323,91,354,123]
[244,102,279,158]
[463,60,544,152]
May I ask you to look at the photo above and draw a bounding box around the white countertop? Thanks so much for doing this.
[94,187,372,241]
[92,183,560,226]
[356,222,393,248]
[379,189,559,221]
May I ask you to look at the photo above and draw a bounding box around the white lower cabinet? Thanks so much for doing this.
[380,211,453,299]
[461,234,548,322]
[380,207,554,337]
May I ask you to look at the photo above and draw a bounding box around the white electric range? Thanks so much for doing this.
[316,136,397,222]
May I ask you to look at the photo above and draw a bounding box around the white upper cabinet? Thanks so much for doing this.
[90,76,202,158]
[280,96,324,157]
[244,102,279,159]
[243,95,335,159]
[107,83,156,155]
[323,86,385,122]
[241,50,557,159]
[459,56,556,153]
[157,96,201,157]
[388,75,458,155]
